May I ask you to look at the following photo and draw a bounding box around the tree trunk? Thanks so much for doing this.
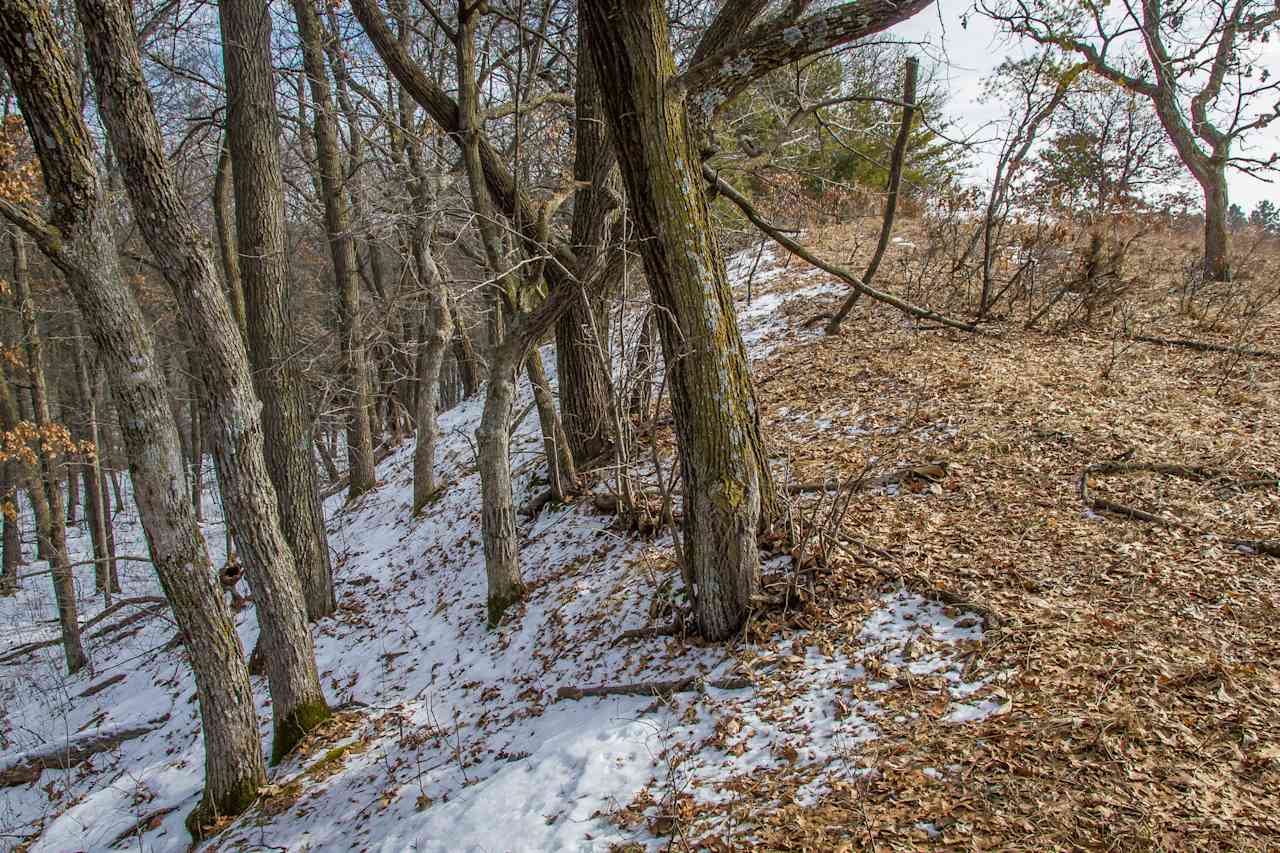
[12,232,88,673]
[403,85,453,513]
[82,0,333,766]
[582,1,779,640]
[189,373,204,521]
[477,339,525,625]
[1201,167,1231,282]
[452,312,481,398]
[73,317,112,598]
[526,348,576,501]
[213,141,248,342]
[0,467,20,594]
[0,0,265,832]
[628,308,658,417]
[559,28,618,465]
[96,376,120,594]
[290,0,378,500]
[219,0,335,622]
[65,449,81,526]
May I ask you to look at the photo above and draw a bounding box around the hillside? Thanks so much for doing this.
[2,223,1279,851]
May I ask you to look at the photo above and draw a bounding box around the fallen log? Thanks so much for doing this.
[0,717,167,787]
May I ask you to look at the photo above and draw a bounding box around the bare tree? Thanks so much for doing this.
[79,0,332,766]
[0,0,266,830]
[982,0,1280,280]
[220,0,336,620]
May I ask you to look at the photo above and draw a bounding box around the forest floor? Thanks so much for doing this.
[1,219,1278,852]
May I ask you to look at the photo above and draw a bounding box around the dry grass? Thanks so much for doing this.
[710,218,1280,850]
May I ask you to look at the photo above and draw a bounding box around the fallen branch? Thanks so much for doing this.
[556,676,752,701]
[786,461,948,495]
[1,598,167,664]
[18,555,153,581]
[615,622,681,643]
[106,805,181,847]
[0,717,167,787]
[78,673,126,698]
[1130,334,1279,360]
[704,164,982,335]
[1079,461,1280,557]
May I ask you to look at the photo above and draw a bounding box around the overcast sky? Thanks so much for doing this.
[891,2,1280,213]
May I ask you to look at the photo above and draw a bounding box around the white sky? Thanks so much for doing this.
[893,2,1280,213]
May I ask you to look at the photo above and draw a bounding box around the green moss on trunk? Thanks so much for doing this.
[185,776,261,839]
[486,585,525,627]
[270,698,331,764]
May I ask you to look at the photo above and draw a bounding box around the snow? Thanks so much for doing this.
[0,245,1001,851]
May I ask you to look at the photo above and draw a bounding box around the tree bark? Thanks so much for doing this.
[558,31,617,465]
[290,0,378,500]
[73,317,112,598]
[526,347,577,501]
[582,1,779,640]
[81,0,332,767]
[0,470,19,594]
[12,232,88,673]
[1200,167,1231,282]
[0,0,265,832]
[96,376,120,593]
[219,0,335,621]
[213,141,247,342]
[477,338,525,624]
[401,71,453,513]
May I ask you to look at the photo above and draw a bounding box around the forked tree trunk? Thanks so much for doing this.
[0,0,264,829]
[582,1,779,640]
[81,0,332,768]
[290,0,378,499]
[12,233,88,673]
[219,0,335,621]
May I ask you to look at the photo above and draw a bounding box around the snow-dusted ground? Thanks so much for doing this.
[0,247,997,852]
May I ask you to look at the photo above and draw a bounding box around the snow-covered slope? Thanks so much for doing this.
[0,247,998,852]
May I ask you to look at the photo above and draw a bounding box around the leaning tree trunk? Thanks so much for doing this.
[290,0,377,500]
[81,0,332,768]
[12,233,88,674]
[219,0,335,621]
[0,0,264,830]
[582,0,779,641]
